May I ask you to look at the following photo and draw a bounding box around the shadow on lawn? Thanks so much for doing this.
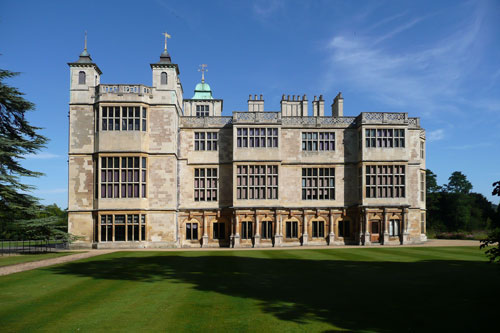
[48,254,499,332]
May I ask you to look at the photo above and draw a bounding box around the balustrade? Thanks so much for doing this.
[98,84,152,95]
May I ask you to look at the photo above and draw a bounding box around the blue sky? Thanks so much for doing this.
[1,0,499,208]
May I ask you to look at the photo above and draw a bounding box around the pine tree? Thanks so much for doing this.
[0,69,48,235]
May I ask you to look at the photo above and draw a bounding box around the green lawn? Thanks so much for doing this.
[0,247,498,332]
[0,252,80,267]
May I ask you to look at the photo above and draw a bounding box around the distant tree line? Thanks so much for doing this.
[426,170,500,233]
[1,68,73,241]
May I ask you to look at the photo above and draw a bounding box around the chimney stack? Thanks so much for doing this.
[281,93,308,116]
[312,95,324,117]
[248,94,264,112]
[332,92,343,117]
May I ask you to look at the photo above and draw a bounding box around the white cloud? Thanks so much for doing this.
[427,129,445,142]
[253,0,284,18]
[447,142,491,150]
[25,152,61,159]
[372,16,427,45]
[322,2,487,115]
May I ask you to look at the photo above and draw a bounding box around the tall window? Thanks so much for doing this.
[236,128,278,148]
[261,221,273,239]
[196,105,209,117]
[241,221,253,239]
[365,165,405,198]
[161,72,167,85]
[338,220,350,238]
[99,214,146,242]
[302,168,335,200]
[213,222,225,239]
[302,132,335,151]
[311,220,325,238]
[389,219,400,237]
[420,172,425,202]
[186,222,199,240]
[237,165,278,199]
[286,221,298,239]
[78,71,86,85]
[365,128,405,148]
[194,168,218,202]
[101,156,147,198]
[194,132,218,151]
[420,141,425,159]
[101,106,147,132]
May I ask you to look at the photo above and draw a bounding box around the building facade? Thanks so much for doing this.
[68,43,427,249]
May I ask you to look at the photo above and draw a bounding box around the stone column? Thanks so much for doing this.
[97,215,101,243]
[364,209,371,246]
[202,213,209,247]
[383,208,389,245]
[254,214,260,247]
[233,215,241,247]
[358,213,363,245]
[328,210,335,246]
[274,211,282,246]
[230,215,235,246]
[302,211,308,246]
[402,208,409,244]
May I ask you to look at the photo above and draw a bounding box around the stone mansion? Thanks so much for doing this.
[68,41,427,248]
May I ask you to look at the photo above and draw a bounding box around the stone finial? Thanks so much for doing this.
[282,94,285,100]
[260,94,263,100]
[319,94,324,101]
[249,94,253,100]
[303,94,307,100]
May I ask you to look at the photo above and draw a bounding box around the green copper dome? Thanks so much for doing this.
[192,82,213,99]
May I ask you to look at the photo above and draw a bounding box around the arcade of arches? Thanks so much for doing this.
[178,207,410,248]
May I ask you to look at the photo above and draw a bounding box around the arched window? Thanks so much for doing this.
[212,219,226,240]
[284,218,299,239]
[78,71,86,85]
[311,218,325,238]
[389,219,400,237]
[338,219,351,238]
[261,218,273,239]
[186,220,199,240]
[161,72,167,85]
[241,219,253,240]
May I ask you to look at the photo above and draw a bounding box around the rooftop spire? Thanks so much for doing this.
[162,32,171,53]
[84,30,87,52]
[198,64,208,83]
[78,30,91,62]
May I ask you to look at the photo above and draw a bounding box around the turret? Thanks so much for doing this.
[183,64,223,116]
[150,32,183,107]
[67,32,102,104]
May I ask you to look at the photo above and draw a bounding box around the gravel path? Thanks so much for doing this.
[0,250,115,277]
[0,239,480,276]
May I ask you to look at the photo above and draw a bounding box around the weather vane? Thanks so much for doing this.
[162,32,171,52]
[198,64,208,83]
